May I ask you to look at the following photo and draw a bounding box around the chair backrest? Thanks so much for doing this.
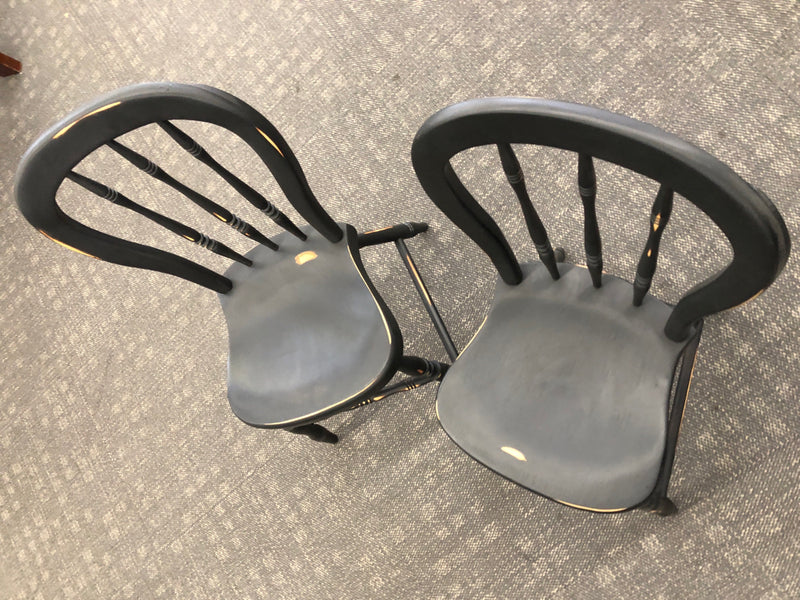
[412,98,791,342]
[14,82,343,294]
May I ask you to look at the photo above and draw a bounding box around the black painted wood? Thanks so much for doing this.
[497,144,560,280]
[346,370,446,409]
[578,154,603,288]
[66,171,252,267]
[442,162,523,285]
[219,225,402,428]
[642,321,703,513]
[412,98,790,341]
[106,139,278,250]
[357,222,428,247]
[395,237,459,361]
[435,262,696,510]
[15,83,349,293]
[633,185,674,306]
[412,97,791,512]
[157,121,307,241]
[15,84,459,444]
[289,424,338,444]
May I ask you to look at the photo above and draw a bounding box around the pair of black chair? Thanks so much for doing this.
[15,84,790,515]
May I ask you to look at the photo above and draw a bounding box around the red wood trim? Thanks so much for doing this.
[0,53,22,76]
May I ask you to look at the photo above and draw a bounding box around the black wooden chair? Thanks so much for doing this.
[412,98,790,514]
[15,83,456,444]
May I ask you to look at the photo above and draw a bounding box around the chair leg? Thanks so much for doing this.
[288,423,338,444]
[641,323,704,516]
[554,247,566,262]
[394,238,459,361]
[646,497,678,516]
[358,221,458,361]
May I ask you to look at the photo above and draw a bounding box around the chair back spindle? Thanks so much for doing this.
[157,121,307,241]
[65,171,253,266]
[577,154,603,288]
[106,139,278,250]
[633,185,674,306]
[497,144,560,280]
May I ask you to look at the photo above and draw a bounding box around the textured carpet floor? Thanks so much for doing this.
[1,1,799,598]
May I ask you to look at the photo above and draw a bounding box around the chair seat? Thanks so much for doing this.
[219,225,399,427]
[436,263,693,510]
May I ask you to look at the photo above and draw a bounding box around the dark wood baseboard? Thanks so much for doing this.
[0,53,22,76]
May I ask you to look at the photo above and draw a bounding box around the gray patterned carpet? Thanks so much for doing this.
[2,1,799,598]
